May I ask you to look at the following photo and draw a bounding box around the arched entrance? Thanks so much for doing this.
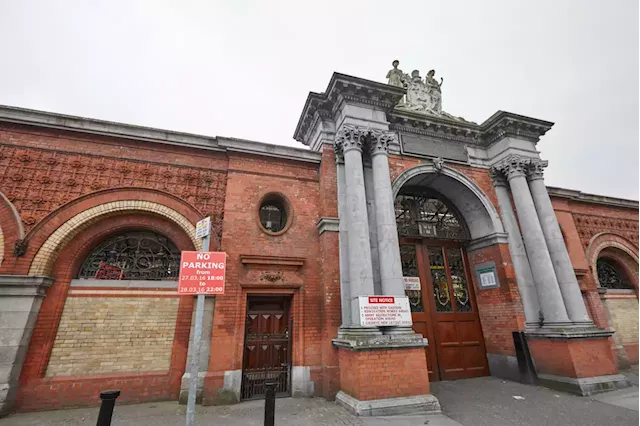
[393,165,503,381]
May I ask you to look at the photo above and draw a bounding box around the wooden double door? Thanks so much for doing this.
[400,239,489,381]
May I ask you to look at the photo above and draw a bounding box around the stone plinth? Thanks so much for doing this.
[526,328,631,396]
[332,331,439,416]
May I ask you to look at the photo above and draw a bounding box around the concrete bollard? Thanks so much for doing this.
[96,390,120,426]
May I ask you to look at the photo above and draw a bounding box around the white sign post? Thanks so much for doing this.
[359,296,412,327]
[185,217,214,426]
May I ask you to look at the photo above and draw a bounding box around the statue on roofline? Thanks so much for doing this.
[385,60,470,123]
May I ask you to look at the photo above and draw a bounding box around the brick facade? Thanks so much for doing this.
[0,105,637,413]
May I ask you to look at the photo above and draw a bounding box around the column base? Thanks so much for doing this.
[333,330,433,414]
[178,372,206,404]
[336,391,440,416]
[537,373,631,396]
[333,325,426,351]
[525,326,627,396]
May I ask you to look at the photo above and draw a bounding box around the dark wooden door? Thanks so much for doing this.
[241,296,292,400]
[401,239,489,381]
[400,242,438,381]
[423,244,489,380]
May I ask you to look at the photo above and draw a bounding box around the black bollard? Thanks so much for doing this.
[264,382,276,426]
[96,390,120,426]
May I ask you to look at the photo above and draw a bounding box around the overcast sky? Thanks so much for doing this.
[0,0,638,199]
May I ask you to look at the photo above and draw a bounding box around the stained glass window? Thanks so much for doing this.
[446,248,472,312]
[401,245,423,312]
[78,231,180,280]
[395,192,469,240]
[429,247,452,312]
[597,258,632,290]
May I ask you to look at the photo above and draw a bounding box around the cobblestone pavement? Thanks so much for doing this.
[0,398,460,426]
[432,374,639,426]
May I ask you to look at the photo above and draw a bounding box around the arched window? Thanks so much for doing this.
[78,231,181,280]
[395,190,470,240]
[596,257,632,290]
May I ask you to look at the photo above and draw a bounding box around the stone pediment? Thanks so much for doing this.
[238,254,305,289]
[293,73,405,145]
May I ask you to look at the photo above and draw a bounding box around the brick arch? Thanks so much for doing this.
[17,214,195,409]
[0,190,25,270]
[586,233,639,290]
[23,189,206,276]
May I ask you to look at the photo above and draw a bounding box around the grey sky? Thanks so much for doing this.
[0,0,638,199]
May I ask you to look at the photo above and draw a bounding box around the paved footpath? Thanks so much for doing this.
[432,375,638,426]
[1,369,637,426]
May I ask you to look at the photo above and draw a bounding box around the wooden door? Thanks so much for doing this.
[400,241,439,381]
[423,244,489,380]
[241,296,292,400]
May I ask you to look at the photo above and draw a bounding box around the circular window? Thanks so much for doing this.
[258,193,291,235]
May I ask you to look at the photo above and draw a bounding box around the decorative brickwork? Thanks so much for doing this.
[574,214,639,249]
[46,296,179,377]
[28,200,200,276]
[0,143,226,234]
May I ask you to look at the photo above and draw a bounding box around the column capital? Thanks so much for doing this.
[335,125,368,154]
[527,159,548,181]
[494,154,531,180]
[368,129,396,156]
[489,167,507,188]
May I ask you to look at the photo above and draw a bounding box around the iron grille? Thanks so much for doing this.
[241,317,292,400]
[77,231,181,280]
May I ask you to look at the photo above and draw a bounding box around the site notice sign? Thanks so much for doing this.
[178,251,226,295]
[359,296,412,327]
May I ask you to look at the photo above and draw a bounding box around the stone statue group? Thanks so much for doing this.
[386,60,446,116]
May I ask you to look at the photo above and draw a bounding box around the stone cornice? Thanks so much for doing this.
[316,217,339,234]
[388,110,481,144]
[293,73,405,145]
[0,105,320,164]
[480,110,554,146]
[0,275,54,297]
[547,186,639,209]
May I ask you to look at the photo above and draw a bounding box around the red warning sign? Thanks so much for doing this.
[178,251,226,295]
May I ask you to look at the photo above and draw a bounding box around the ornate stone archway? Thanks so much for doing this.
[392,163,507,250]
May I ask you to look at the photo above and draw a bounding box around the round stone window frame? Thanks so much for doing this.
[256,192,293,236]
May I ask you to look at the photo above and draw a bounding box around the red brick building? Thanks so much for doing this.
[0,68,637,415]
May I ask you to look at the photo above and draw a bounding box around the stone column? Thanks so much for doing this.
[490,169,541,325]
[334,125,376,327]
[369,130,413,335]
[369,131,405,296]
[0,275,53,416]
[336,157,352,325]
[495,155,570,326]
[527,160,591,324]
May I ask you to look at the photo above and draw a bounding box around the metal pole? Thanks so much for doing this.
[264,382,275,426]
[186,235,210,426]
[96,390,120,426]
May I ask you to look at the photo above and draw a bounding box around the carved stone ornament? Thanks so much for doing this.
[387,60,470,123]
[14,239,28,257]
[493,155,532,180]
[433,157,444,173]
[369,129,396,155]
[260,271,284,282]
[334,125,367,153]
[335,125,396,156]
[527,159,548,181]
[488,167,507,187]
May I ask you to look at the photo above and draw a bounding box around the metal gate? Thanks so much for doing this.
[240,299,292,400]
